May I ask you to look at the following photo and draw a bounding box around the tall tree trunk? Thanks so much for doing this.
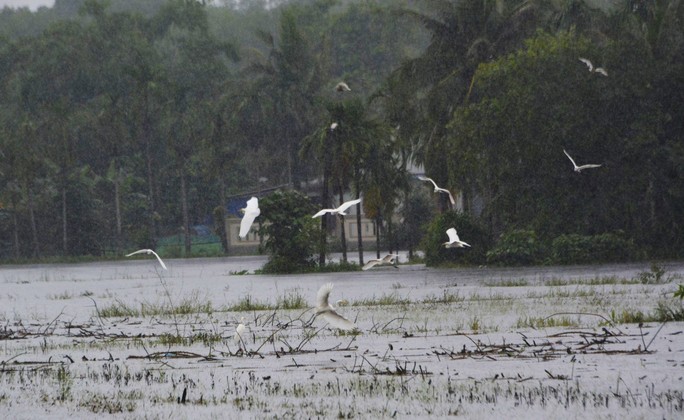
[11,199,19,259]
[319,163,330,266]
[217,176,230,255]
[61,183,68,255]
[387,218,394,254]
[375,215,381,259]
[356,202,363,265]
[180,167,191,256]
[114,169,122,254]
[27,183,39,258]
[338,188,347,262]
[355,174,363,266]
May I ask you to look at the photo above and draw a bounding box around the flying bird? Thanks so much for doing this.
[362,254,399,271]
[330,122,338,131]
[315,283,356,330]
[417,176,456,206]
[563,149,602,173]
[312,198,361,218]
[443,228,470,248]
[239,197,261,238]
[579,58,608,76]
[125,249,167,270]
[335,81,351,92]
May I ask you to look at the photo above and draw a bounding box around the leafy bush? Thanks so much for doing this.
[551,232,636,264]
[486,229,545,266]
[421,211,490,266]
[257,190,319,274]
[550,234,593,264]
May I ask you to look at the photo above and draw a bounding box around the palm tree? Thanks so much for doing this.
[388,0,568,212]
[245,7,323,189]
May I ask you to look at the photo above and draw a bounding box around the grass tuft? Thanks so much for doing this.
[352,293,411,307]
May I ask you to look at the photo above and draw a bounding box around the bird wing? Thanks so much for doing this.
[336,198,361,213]
[362,259,381,271]
[149,250,168,270]
[239,198,261,238]
[461,241,471,248]
[336,82,351,91]
[312,209,333,218]
[595,67,608,76]
[446,228,459,243]
[320,310,356,330]
[381,254,398,263]
[418,175,438,189]
[577,164,602,170]
[563,149,578,169]
[579,57,593,71]
[239,212,259,238]
[436,187,456,205]
[245,197,259,212]
[125,249,167,270]
[125,249,151,257]
[316,282,334,310]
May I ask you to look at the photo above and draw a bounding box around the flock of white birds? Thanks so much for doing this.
[125,65,606,332]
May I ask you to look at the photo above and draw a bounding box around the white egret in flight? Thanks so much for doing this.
[312,198,361,218]
[239,197,261,238]
[417,176,456,205]
[579,58,608,76]
[362,254,399,271]
[125,249,167,270]
[563,149,602,173]
[443,228,470,248]
[315,283,356,330]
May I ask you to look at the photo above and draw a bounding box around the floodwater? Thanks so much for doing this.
[1,255,683,418]
[1,253,683,296]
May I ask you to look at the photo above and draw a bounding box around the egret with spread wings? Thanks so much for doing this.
[312,198,361,218]
[443,228,470,249]
[563,149,602,173]
[125,249,167,270]
[315,283,356,330]
[362,253,399,271]
[417,176,456,206]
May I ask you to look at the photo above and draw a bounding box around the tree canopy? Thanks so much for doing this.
[0,0,683,264]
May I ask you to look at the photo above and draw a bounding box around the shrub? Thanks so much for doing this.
[486,229,544,266]
[421,211,490,266]
[258,190,319,274]
[550,234,593,264]
[590,232,637,262]
[551,232,636,264]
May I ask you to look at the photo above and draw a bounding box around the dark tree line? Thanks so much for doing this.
[0,0,683,264]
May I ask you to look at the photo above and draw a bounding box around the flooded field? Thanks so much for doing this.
[1,257,683,418]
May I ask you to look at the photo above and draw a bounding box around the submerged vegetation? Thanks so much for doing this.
[2,260,684,417]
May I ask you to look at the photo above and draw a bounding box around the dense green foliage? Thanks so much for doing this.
[257,190,319,273]
[486,230,544,266]
[1,0,683,268]
[550,232,638,264]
